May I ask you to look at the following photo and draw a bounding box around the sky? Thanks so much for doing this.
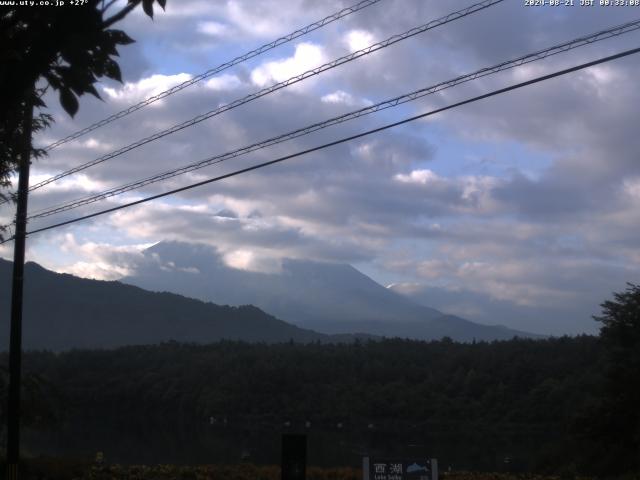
[1,0,639,335]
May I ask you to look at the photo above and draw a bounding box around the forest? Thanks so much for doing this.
[0,334,633,476]
[1,284,638,477]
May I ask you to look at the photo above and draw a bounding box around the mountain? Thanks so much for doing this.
[124,241,536,341]
[0,259,347,351]
[389,283,582,337]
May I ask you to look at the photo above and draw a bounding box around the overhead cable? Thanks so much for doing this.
[8,45,637,241]
[27,0,504,194]
[43,0,386,151]
[27,19,640,220]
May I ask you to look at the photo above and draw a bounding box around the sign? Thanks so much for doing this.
[363,458,438,480]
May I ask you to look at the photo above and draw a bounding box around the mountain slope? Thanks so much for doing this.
[124,241,536,341]
[0,259,334,351]
[389,283,563,337]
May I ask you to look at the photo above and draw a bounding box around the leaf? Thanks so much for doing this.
[57,66,91,95]
[157,0,166,9]
[96,35,119,56]
[104,58,122,83]
[142,0,153,18]
[43,72,61,90]
[59,88,79,118]
[84,83,102,100]
[108,29,135,46]
[60,45,89,67]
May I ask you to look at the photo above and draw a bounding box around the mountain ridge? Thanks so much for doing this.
[0,258,369,351]
[124,241,539,341]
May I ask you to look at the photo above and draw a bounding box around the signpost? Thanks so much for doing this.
[362,458,438,480]
[281,433,307,480]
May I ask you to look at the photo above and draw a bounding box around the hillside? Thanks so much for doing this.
[125,241,537,341]
[0,259,333,350]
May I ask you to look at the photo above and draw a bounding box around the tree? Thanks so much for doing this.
[0,2,167,476]
[0,365,60,451]
[587,283,640,474]
[0,0,167,209]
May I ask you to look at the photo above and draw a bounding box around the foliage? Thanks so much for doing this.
[2,336,606,473]
[19,337,602,430]
[0,364,60,453]
[18,459,607,480]
[0,88,51,204]
[580,284,640,475]
[0,0,166,210]
[18,460,607,480]
[3,287,639,475]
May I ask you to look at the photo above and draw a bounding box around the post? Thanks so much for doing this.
[281,433,307,480]
[6,92,34,480]
[362,456,370,480]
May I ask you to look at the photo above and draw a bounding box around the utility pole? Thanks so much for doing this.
[6,90,34,480]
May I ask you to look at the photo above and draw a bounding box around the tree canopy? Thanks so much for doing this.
[0,0,167,205]
[589,283,640,474]
[2,336,605,472]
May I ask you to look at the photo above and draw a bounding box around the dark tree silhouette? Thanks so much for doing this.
[2,336,605,471]
[0,3,168,474]
[0,0,167,207]
[589,283,640,474]
[0,366,59,452]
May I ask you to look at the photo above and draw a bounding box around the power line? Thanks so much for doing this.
[26,19,640,220]
[42,0,385,152]
[26,0,504,194]
[10,46,638,241]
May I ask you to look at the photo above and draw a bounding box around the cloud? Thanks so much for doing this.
[52,233,153,280]
[197,20,230,38]
[344,29,375,52]
[320,89,370,107]
[12,0,640,335]
[204,74,244,91]
[250,42,326,87]
[96,198,378,268]
[224,0,341,38]
[102,73,193,105]
[394,169,439,185]
[223,249,282,273]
